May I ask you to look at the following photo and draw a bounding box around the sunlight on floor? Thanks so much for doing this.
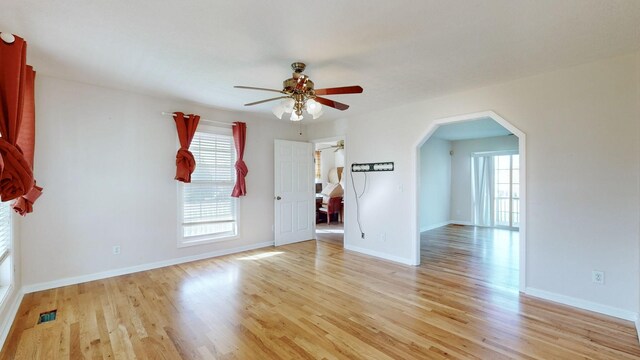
[238,251,284,260]
[316,228,344,234]
[179,266,240,300]
[423,225,520,294]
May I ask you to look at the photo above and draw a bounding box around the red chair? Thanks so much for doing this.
[318,197,343,224]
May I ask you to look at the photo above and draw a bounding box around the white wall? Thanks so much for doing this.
[419,138,451,231]
[319,147,335,187]
[18,75,305,287]
[318,143,345,187]
[308,52,640,316]
[637,52,640,325]
[335,149,345,168]
[450,135,518,223]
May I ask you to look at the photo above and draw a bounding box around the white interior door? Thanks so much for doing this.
[274,140,314,246]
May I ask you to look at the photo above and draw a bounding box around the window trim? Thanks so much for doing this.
[0,201,13,307]
[176,123,240,248]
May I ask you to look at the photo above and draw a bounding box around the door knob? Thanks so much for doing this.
[275,196,282,200]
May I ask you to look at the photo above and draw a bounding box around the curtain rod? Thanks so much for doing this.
[161,112,237,127]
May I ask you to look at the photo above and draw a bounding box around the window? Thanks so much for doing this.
[178,125,238,247]
[0,200,12,302]
[472,151,519,229]
[494,154,519,228]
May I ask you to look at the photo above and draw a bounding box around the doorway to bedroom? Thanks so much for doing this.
[313,137,345,246]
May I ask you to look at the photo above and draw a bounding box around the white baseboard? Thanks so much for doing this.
[344,244,414,265]
[525,287,638,322]
[635,316,640,343]
[23,241,274,294]
[420,221,451,232]
[0,287,24,349]
[449,220,473,226]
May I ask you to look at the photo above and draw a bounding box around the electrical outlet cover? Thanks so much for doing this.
[592,270,604,284]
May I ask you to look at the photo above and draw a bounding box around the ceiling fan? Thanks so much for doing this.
[317,140,345,152]
[234,62,363,121]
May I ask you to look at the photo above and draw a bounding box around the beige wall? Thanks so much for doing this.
[19,75,305,287]
[419,137,451,230]
[309,52,640,316]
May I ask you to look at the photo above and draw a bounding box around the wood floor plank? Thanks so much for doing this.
[1,224,639,359]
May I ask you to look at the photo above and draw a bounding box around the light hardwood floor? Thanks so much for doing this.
[1,225,639,359]
[315,223,344,245]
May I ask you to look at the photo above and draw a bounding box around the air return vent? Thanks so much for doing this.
[38,310,57,324]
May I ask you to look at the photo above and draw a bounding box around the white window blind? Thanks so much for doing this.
[0,201,11,264]
[181,128,237,242]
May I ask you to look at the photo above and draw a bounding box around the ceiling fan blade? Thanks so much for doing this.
[315,96,350,111]
[234,86,286,94]
[314,86,363,96]
[244,96,289,106]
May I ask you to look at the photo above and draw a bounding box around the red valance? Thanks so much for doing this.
[173,112,200,183]
[231,122,248,197]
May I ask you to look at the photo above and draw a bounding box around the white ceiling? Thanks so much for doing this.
[2,1,640,122]
[431,117,512,141]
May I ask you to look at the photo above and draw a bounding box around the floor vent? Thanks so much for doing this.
[38,310,57,324]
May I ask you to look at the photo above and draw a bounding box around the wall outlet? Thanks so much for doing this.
[112,245,121,255]
[592,270,604,284]
[379,232,386,242]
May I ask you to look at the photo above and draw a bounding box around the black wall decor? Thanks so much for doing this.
[351,162,394,172]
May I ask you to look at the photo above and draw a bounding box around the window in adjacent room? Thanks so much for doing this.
[0,200,13,303]
[178,124,238,247]
[472,151,519,229]
[494,154,520,229]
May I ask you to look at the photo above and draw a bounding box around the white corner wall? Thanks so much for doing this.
[308,52,640,317]
[637,51,640,328]
[419,138,451,231]
[450,135,518,224]
[320,147,336,187]
[18,75,305,288]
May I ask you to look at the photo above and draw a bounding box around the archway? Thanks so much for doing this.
[411,111,527,291]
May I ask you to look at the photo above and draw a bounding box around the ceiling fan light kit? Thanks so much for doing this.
[235,62,363,122]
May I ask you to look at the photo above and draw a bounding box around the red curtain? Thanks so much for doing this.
[0,35,34,202]
[173,112,200,183]
[231,122,248,197]
[13,66,42,215]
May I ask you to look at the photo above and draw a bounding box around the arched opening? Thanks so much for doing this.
[411,111,527,291]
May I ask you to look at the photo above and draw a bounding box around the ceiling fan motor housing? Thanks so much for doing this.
[283,78,314,94]
[291,62,306,73]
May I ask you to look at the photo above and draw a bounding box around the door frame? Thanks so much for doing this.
[412,110,527,292]
[274,139,315,246]
[310,135,347,242]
